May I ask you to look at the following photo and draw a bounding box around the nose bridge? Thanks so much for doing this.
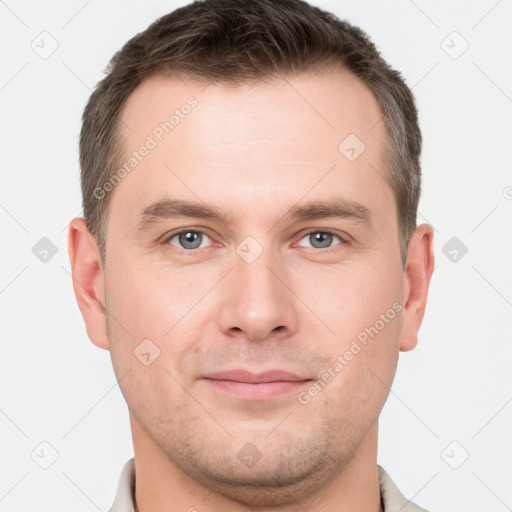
[219,238,298,341]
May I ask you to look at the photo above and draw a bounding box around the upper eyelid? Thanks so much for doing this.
[163,227,213,240]
[295,227,345,239]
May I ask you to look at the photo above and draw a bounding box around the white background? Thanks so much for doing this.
[1,1,511,511]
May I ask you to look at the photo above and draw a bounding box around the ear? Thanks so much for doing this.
[67,217,109,350]
[399,223,435,352]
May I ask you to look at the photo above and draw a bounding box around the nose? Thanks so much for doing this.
[218,246,299,343]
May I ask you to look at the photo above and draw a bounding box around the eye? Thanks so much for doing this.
[166,230,213,250]
[296,230,345,250]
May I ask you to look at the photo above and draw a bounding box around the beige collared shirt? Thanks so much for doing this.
[109,459,429,512]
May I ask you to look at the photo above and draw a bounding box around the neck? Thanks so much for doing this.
[130,415,383,512]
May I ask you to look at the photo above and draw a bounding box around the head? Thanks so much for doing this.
[69,0,434,506]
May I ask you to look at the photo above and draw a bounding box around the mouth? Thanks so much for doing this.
[201,369,313,401]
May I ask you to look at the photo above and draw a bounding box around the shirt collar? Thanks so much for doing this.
[109,459,136,512]
[109,459,429,512]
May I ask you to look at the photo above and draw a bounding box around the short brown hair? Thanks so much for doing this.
[80,0,422,266]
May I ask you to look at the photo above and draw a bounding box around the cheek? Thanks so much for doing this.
[295,256,403,343]
[322,313,401,427]
[296,258,402,402]
[104,267,195,418]
[105,256,202,342]
[105,257,217,389]
[114,354,192,433]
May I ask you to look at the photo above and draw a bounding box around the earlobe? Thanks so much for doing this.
[399,224,435,352]
[67,218,110,350]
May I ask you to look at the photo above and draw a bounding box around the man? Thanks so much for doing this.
[68,0,434,510]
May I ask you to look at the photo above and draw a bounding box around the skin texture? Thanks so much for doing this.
[68,68,434,512]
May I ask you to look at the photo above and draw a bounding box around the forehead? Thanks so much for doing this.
[110,69,393,230]
[120,69,384,150]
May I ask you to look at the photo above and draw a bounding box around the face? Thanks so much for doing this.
[70,68,433,503]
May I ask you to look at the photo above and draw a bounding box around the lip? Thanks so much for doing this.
[204,369,308,383]
[202,369,313,401]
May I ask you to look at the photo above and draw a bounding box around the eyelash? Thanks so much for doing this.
[163,228,348,252]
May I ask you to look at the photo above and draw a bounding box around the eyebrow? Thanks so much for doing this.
[136,196,373,230]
